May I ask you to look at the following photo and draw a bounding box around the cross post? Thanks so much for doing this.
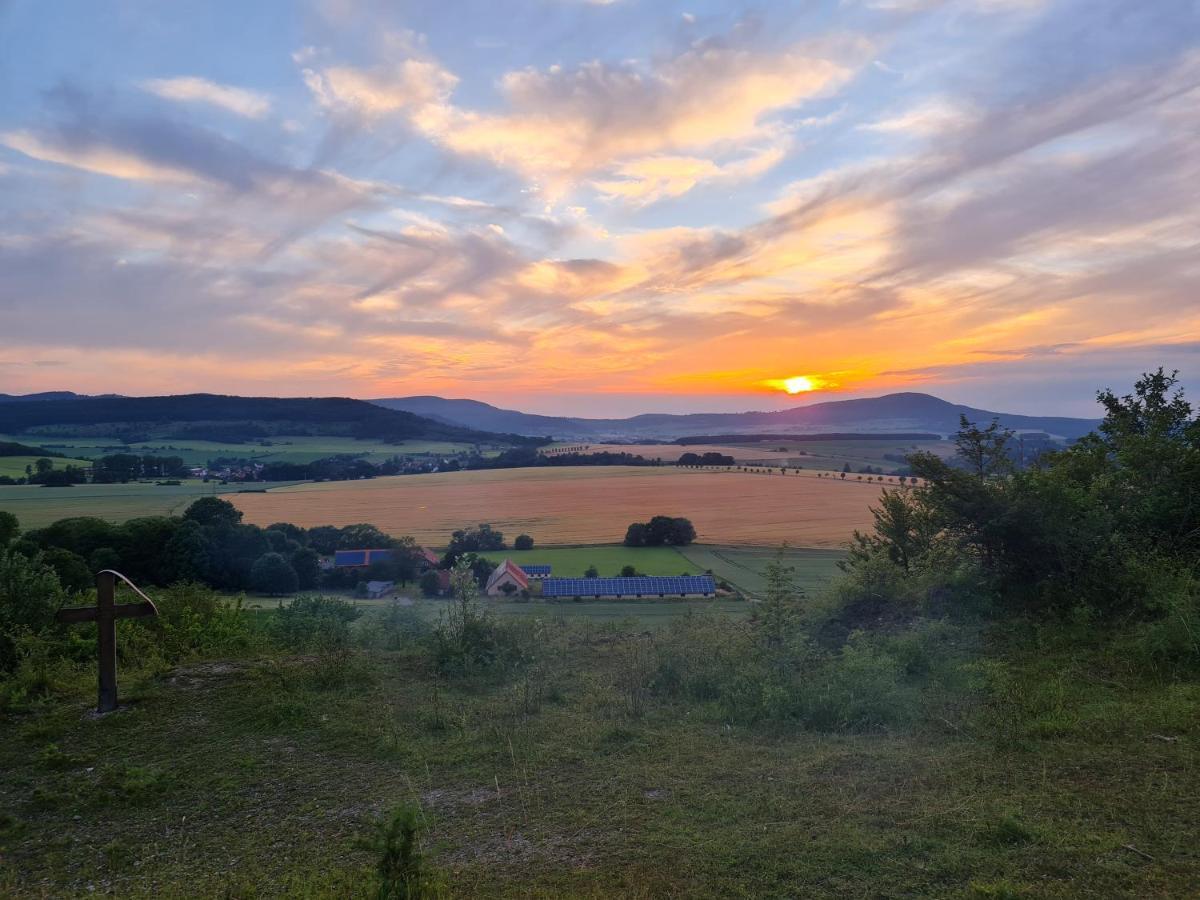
[55,570,158,713]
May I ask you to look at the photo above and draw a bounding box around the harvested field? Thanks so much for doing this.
[232,465,882,547]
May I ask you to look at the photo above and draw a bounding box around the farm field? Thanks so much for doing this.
[232,465,881,548]
[0,480,303,530]
[0,434,477,467]
[0,455,91,479]
[547,437,952,473]
[478,545,693,578]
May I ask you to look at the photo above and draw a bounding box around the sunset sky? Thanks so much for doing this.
[1,0,1197,417]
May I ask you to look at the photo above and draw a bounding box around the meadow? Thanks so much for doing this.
[232,466,882,548]
[0,434,478,468]
[0,455,91,479]
[0,480,304,530]
[2,600,1196,898]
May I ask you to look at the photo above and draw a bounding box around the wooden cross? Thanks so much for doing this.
[55,570,158,714]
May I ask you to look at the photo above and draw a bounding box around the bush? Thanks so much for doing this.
[272,595,362,651]
[514,534,534,551]
[0,550,65,674]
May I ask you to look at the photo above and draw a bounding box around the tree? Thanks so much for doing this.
[306,525,341,555]
[759,549,802,651]
[34,458,53,475]
[183,496,243,528]
[447,524,506,555]
[514,534,534,551]
[848,489,931,572]
[584,564,599,578]
[338,523,395,550]
[250,552,299,595]
[42,547,93,593]
[623,522,648,547]
[291,547,321,590]
[620,565,637,577]
[0,511,18,547]
[419,570,443,597]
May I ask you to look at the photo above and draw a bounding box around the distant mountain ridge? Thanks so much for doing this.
[0,393,537,445]
[372,392,1101,441]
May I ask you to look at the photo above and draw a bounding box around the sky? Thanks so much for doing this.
[0,0,1197,418]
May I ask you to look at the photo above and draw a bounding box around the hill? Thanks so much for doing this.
[0,394,537,446]
[372,392,1100,441]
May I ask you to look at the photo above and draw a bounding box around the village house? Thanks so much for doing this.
[484,559,529,596]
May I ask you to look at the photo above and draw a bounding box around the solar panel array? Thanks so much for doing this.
[333,548,393,567]
[520,564,552,576]
[541,575,716,598]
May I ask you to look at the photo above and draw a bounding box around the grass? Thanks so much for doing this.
[2,611,1197,897]
[0,456,91,479]
[478,544,847,598]
[0,479,305,530]
[231,466,883,548]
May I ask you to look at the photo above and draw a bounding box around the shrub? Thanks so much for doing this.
[514,534,534,551]
[356,804,439,899]
[272,595,362,651]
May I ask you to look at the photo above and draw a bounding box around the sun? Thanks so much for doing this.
[783,375,817,394]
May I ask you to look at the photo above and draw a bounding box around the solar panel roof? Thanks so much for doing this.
[541,575,716,597]
[520,564,552,575]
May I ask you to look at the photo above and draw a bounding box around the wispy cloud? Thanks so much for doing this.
[139,76,272,118]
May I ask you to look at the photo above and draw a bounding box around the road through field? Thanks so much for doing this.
[232,466,883,548]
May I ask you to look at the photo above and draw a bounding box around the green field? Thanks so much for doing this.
[0,456,91,479]
[0,480,303,530]
[479,543,845,598]
[0,434,477,467]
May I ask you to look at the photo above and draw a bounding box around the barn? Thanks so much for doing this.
[520,564,552,579]
[541,575,716,599]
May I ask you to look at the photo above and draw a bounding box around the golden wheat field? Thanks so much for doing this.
[231,465,884,548]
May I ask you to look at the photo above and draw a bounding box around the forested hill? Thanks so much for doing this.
[374,392,1101,441]
[0,394,539,445]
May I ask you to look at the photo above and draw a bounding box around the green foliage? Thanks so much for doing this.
[251,552,299,595]
[272,595,362,651]
[182,496,243,528]
[0,510,18,546]
[38,546,92,594]
[0,550,65,674]
[624,515,696,547]
[446,523,506,555]
[513,533,534,551]
[356,805,438,900]
[430,560,531,677]
[419,570,442,597]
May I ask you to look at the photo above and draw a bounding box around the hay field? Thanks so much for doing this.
[232,466,881,548]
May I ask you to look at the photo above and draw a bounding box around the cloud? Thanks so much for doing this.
[302,26,869,198]
[139,76,271,118]
[591,140,789,205]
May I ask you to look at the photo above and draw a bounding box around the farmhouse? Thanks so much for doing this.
[334,548,394,568]
[541,575,717,599]
[485,559,529,596]
[418,547,441,570]
[365,580,394,599]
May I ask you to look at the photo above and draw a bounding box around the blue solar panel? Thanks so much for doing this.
[520,564,552,576]
[334,549,393,567]
[541,575,716,598]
